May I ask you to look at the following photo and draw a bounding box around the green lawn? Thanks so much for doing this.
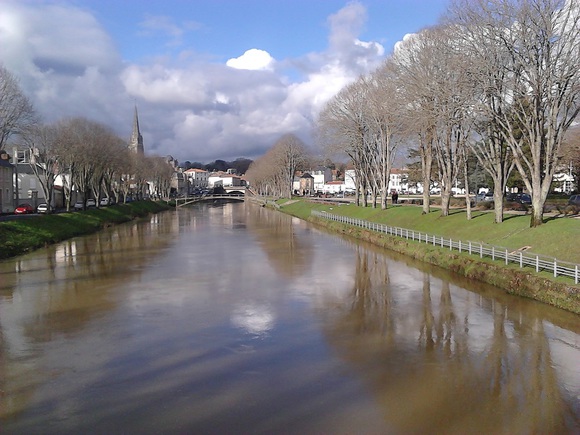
[0,201,171,260]
[279,200,580,265]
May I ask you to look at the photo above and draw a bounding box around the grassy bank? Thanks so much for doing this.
[277,199,580,314]
[0,201,171,260]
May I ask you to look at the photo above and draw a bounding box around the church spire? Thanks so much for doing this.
[129,104,144,155]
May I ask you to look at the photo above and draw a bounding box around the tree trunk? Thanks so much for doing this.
[530,200,543,227]
[440,188,451,217]
[493,184,504,224]
[464,164,472,221]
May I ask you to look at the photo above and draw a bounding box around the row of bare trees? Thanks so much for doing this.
[317,0,580,227]
[1,64,176,212]
[245,133,309,198]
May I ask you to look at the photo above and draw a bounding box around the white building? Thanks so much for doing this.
[343,168,411,194]
[322,180,345,194]
[208,172,246,188]
[310,167,332,192]
[344,169,357,192]
[553,169,575,194]
[184,168,209,191]
[388,168,409,193]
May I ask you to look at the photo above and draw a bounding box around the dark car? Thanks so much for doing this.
[14,204,34,214]
[506,193,531,204]
[569,194,580,206]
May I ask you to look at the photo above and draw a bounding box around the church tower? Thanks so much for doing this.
[129,105,144,155]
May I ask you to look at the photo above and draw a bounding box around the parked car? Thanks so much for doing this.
[506,193,531,204]
[14,203,34,214]
[36,203,49,213]
[100,197,112,206]
[14,204,34,214]
[74,199,96,210]
[569,194,580,206]
[476,192,493,202]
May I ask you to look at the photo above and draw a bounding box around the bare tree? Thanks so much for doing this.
[271,134,309,198]
[450,0,580,227]
[0,65,37,150]
[149,156,175,199]
[390,30,439,214]
[360,66,403,209]
[22,123,60,213]
[54,119,81,211]
[317,79,370,207]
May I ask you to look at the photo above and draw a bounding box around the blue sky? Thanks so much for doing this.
[1,0,449,163]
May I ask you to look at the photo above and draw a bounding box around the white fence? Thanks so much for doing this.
[312,210,580,284]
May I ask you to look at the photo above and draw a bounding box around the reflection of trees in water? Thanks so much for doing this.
[0,212,178,420]
[322,249,580,433]
[244,204,312,278]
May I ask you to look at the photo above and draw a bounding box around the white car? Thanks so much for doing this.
[37,203,49,213]
[74,199,96,210]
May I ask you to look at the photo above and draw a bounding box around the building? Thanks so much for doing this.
[343,167,411,194]
[299,173,314,194]
[208,171,246,188]
[184,168,209,191]
[128,105,144,155]
[388,168,409,193]
[322,180,345,194]
[344,169,357,193]
[310,167,332,192]
[0,150,14,213]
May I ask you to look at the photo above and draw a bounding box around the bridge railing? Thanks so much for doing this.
[312,210,580,284]
[174,193,245,207]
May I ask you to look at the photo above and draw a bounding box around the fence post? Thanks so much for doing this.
[492,246,495,261]
[505,249,508,265]
[554,259,557,278]
[459,240,462,253]
[520,252,523,268]
[469,241,472,255]
[536,256,539,273]
[576,265,578,285]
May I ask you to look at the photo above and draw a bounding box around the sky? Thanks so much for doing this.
[0,0,450,164]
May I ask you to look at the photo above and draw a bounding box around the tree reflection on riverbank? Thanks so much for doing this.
[321,244,580,433]
[0,214,177,420]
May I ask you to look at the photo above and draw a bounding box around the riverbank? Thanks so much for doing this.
[0,201,172,260]
[275,198,580,314]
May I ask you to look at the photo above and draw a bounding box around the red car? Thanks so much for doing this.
[14,204,34,214]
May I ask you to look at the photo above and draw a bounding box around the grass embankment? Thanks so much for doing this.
[0,201,171,260]
[277,199,580,314]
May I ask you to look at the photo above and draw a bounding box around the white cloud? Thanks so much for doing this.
[226,49,275,71]
[0,1,386,163]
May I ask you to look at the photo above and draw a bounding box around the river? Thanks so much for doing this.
[1,202,579,434]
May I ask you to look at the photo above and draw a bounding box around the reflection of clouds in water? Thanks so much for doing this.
[231,303,274,336]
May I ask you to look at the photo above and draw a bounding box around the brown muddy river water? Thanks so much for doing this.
[1,202,579,434]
